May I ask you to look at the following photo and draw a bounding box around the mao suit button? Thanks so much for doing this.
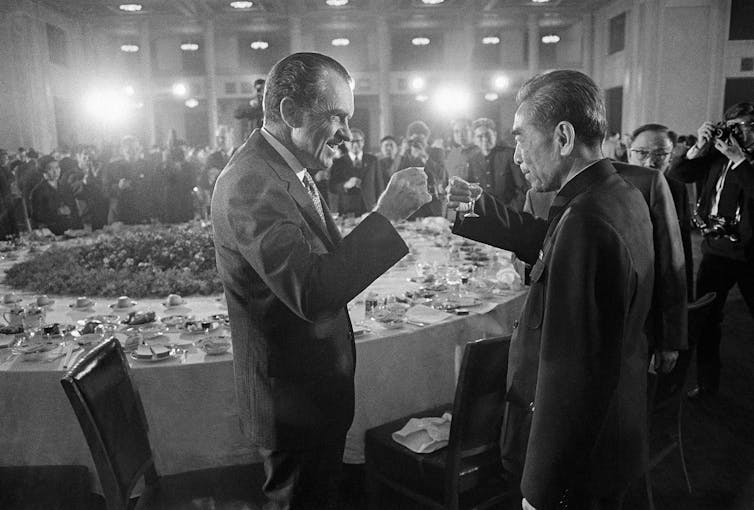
[528,402,536,413]
[513,320,519,329]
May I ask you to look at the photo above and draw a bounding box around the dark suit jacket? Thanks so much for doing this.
[30,180,81,235]
[666,176,694,298]
[478,144,529,212]
[329,153,384,215]
[211,130,408,450]
[670,152,754,263]
[454,159,654,507]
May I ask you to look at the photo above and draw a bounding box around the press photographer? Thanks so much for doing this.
[670,101,754,401]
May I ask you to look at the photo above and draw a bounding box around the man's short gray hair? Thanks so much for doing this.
[516,70,607,146]
[264,52,353,124]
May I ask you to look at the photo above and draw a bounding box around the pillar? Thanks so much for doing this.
[205,19,219,147]
[376,16,392,138]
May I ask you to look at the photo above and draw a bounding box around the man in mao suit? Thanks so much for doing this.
[670,102,754,399]
[449,70,655,509]
[211,53,430,510]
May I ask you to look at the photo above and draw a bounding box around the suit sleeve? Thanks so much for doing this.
[219,169,407,322]
[452,191,548,264]
[669,153,716,183]
[521,213,637,508]
[649,172,688,350]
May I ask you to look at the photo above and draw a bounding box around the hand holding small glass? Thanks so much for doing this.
[446,176,482,217]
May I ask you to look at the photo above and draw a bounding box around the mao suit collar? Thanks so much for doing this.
[547,158,616,225]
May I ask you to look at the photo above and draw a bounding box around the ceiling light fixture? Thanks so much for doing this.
[325,0,349,6]
[180,42,200,51]
[482,36,500,45]
[484,92,499,102]
[416,94,429,102]
[120,44,139,52]
[421,0,445,4]
[541,34,560,44]
[410,76,426,91]
[229,1,253,8]
[331,38,350,47]
[250,41,269,50]
[411,37,430,46]
[185,98,199,108]
[118,4,142,12]
[172,83,188,97]
[492,75,510,91]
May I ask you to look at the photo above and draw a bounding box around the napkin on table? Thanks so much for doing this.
[392,412,452,453]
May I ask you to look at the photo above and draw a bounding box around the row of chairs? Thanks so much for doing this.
[54,293,715,509]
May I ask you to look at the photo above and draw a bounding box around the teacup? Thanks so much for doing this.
[75,296,93,308]
[3,293,19,305]
[35,295,53,307]
[166,294,183,306]
[116,296,132,308]
[3,306,25,328]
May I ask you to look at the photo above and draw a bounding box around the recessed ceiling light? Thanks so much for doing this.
[493,75,510,90]
[416,94,429,102]
[331,38,350,47]
[541,34,560,44]
[250,41,269,50]
[485,92,499,102]
[532,0,550,3]
[180,42,200,51]
[411,37,430,46]
[185,98,199,108]
[229,1,253,8]
[172,83,188,97]
[120,44,139,52]
[421,0,445,4]
[325,0,349,5]
[118,4,142,12]
[482,36,500,45]
[410,76,425,91]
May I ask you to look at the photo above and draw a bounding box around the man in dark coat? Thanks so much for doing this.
[211,52,431,509]
[670,102,754,400]
[30,156,81,235]
[449,70,655,510]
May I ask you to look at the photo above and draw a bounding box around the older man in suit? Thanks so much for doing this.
[449,70,655,509]
[211,52,430,510]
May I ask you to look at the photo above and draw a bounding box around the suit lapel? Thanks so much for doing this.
[249,131,336,248]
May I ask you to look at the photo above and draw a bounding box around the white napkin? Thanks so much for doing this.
[392,412,452,453]
[405,304,452,325]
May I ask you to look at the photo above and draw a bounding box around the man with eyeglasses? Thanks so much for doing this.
[670,102,754,401]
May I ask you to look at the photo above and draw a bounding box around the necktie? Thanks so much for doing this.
[302,171,327,226]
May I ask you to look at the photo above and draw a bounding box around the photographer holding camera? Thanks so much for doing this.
[671,102,754,401]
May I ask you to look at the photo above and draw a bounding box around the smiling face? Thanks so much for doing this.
[512,104,564,192]
[289,71,354,170]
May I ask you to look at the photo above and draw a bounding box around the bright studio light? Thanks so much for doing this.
[326,0,349,5]
[410,76,426,91]
[541,34,560,44]
[485,92,499,102]
[180,42,200,51]
[331,38,350,47]
[185,98,199,108]
[432,86,472,116]
[482,36,500,45]
[83,89,132,124]
[492,75,510,91]
[250,40,269,50]
[172,83,188,97]
[411,37,430,46]
[229,1,253,8]
[123,85,135,96]
[118,4,142,12]
[120,44,139,52]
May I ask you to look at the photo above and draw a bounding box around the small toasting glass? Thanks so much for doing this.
[465,183,483,218]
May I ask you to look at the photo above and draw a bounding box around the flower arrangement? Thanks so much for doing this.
[5,222,223,297]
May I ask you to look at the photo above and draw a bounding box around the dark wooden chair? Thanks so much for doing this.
[364,335,514,510]
[644,291,717,510]
[60,337,263,510]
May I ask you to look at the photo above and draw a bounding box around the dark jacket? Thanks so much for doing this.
[479,144,529,212]
[453,159,654,507]
[211,130,407,449]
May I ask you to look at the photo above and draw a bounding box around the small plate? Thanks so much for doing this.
[129,324,167,339]
[130,352,177,363]
[69,301,95,310]
[198,335,231,355]
[16,342,57,354]
[161,314,194,328]
[80,314,120,325]
[109,300,137,309]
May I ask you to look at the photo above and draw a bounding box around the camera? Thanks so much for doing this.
[692,211,740,242]
[712,122,733,141]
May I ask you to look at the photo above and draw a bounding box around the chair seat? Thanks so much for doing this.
[365,405,508,507]
[132,464,265,510]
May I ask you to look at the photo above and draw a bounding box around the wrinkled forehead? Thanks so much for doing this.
[316,71,354,115]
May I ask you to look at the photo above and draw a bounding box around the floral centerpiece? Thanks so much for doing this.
[5,222,222,297]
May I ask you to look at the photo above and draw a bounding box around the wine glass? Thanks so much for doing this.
[465,183,483,218]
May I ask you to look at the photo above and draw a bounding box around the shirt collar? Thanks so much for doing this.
[260,127,308,182]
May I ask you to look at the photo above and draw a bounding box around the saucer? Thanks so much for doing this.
[33,299,55,308]
[162,300,187,309]
[2,296,23,306]
[109,300,137,309]
[69,300,95,310]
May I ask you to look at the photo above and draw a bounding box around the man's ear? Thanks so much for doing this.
[279,97,302,128]
[555,121,575,156]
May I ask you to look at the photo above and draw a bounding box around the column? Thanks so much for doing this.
[581,13,593,76]
[376,16,392,138]
[289,16,303,54]
[139,19,156,147]
[527,14,539,76]
[204,19,219,147]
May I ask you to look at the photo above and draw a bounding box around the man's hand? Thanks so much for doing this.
[374,167,432,222]
[344,177,362,190]
[118,178,131,190]
[714,135,747,167]
[655,350,679,373]
[696,121,716,151]
[522,497,537,510]
[446,176,472,210]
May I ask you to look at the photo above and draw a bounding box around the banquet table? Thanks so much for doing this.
[0,222,526,488]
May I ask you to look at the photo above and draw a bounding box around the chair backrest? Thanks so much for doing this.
[60,337,157,510]
[651,292,717,409]
[444,336,511,493]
